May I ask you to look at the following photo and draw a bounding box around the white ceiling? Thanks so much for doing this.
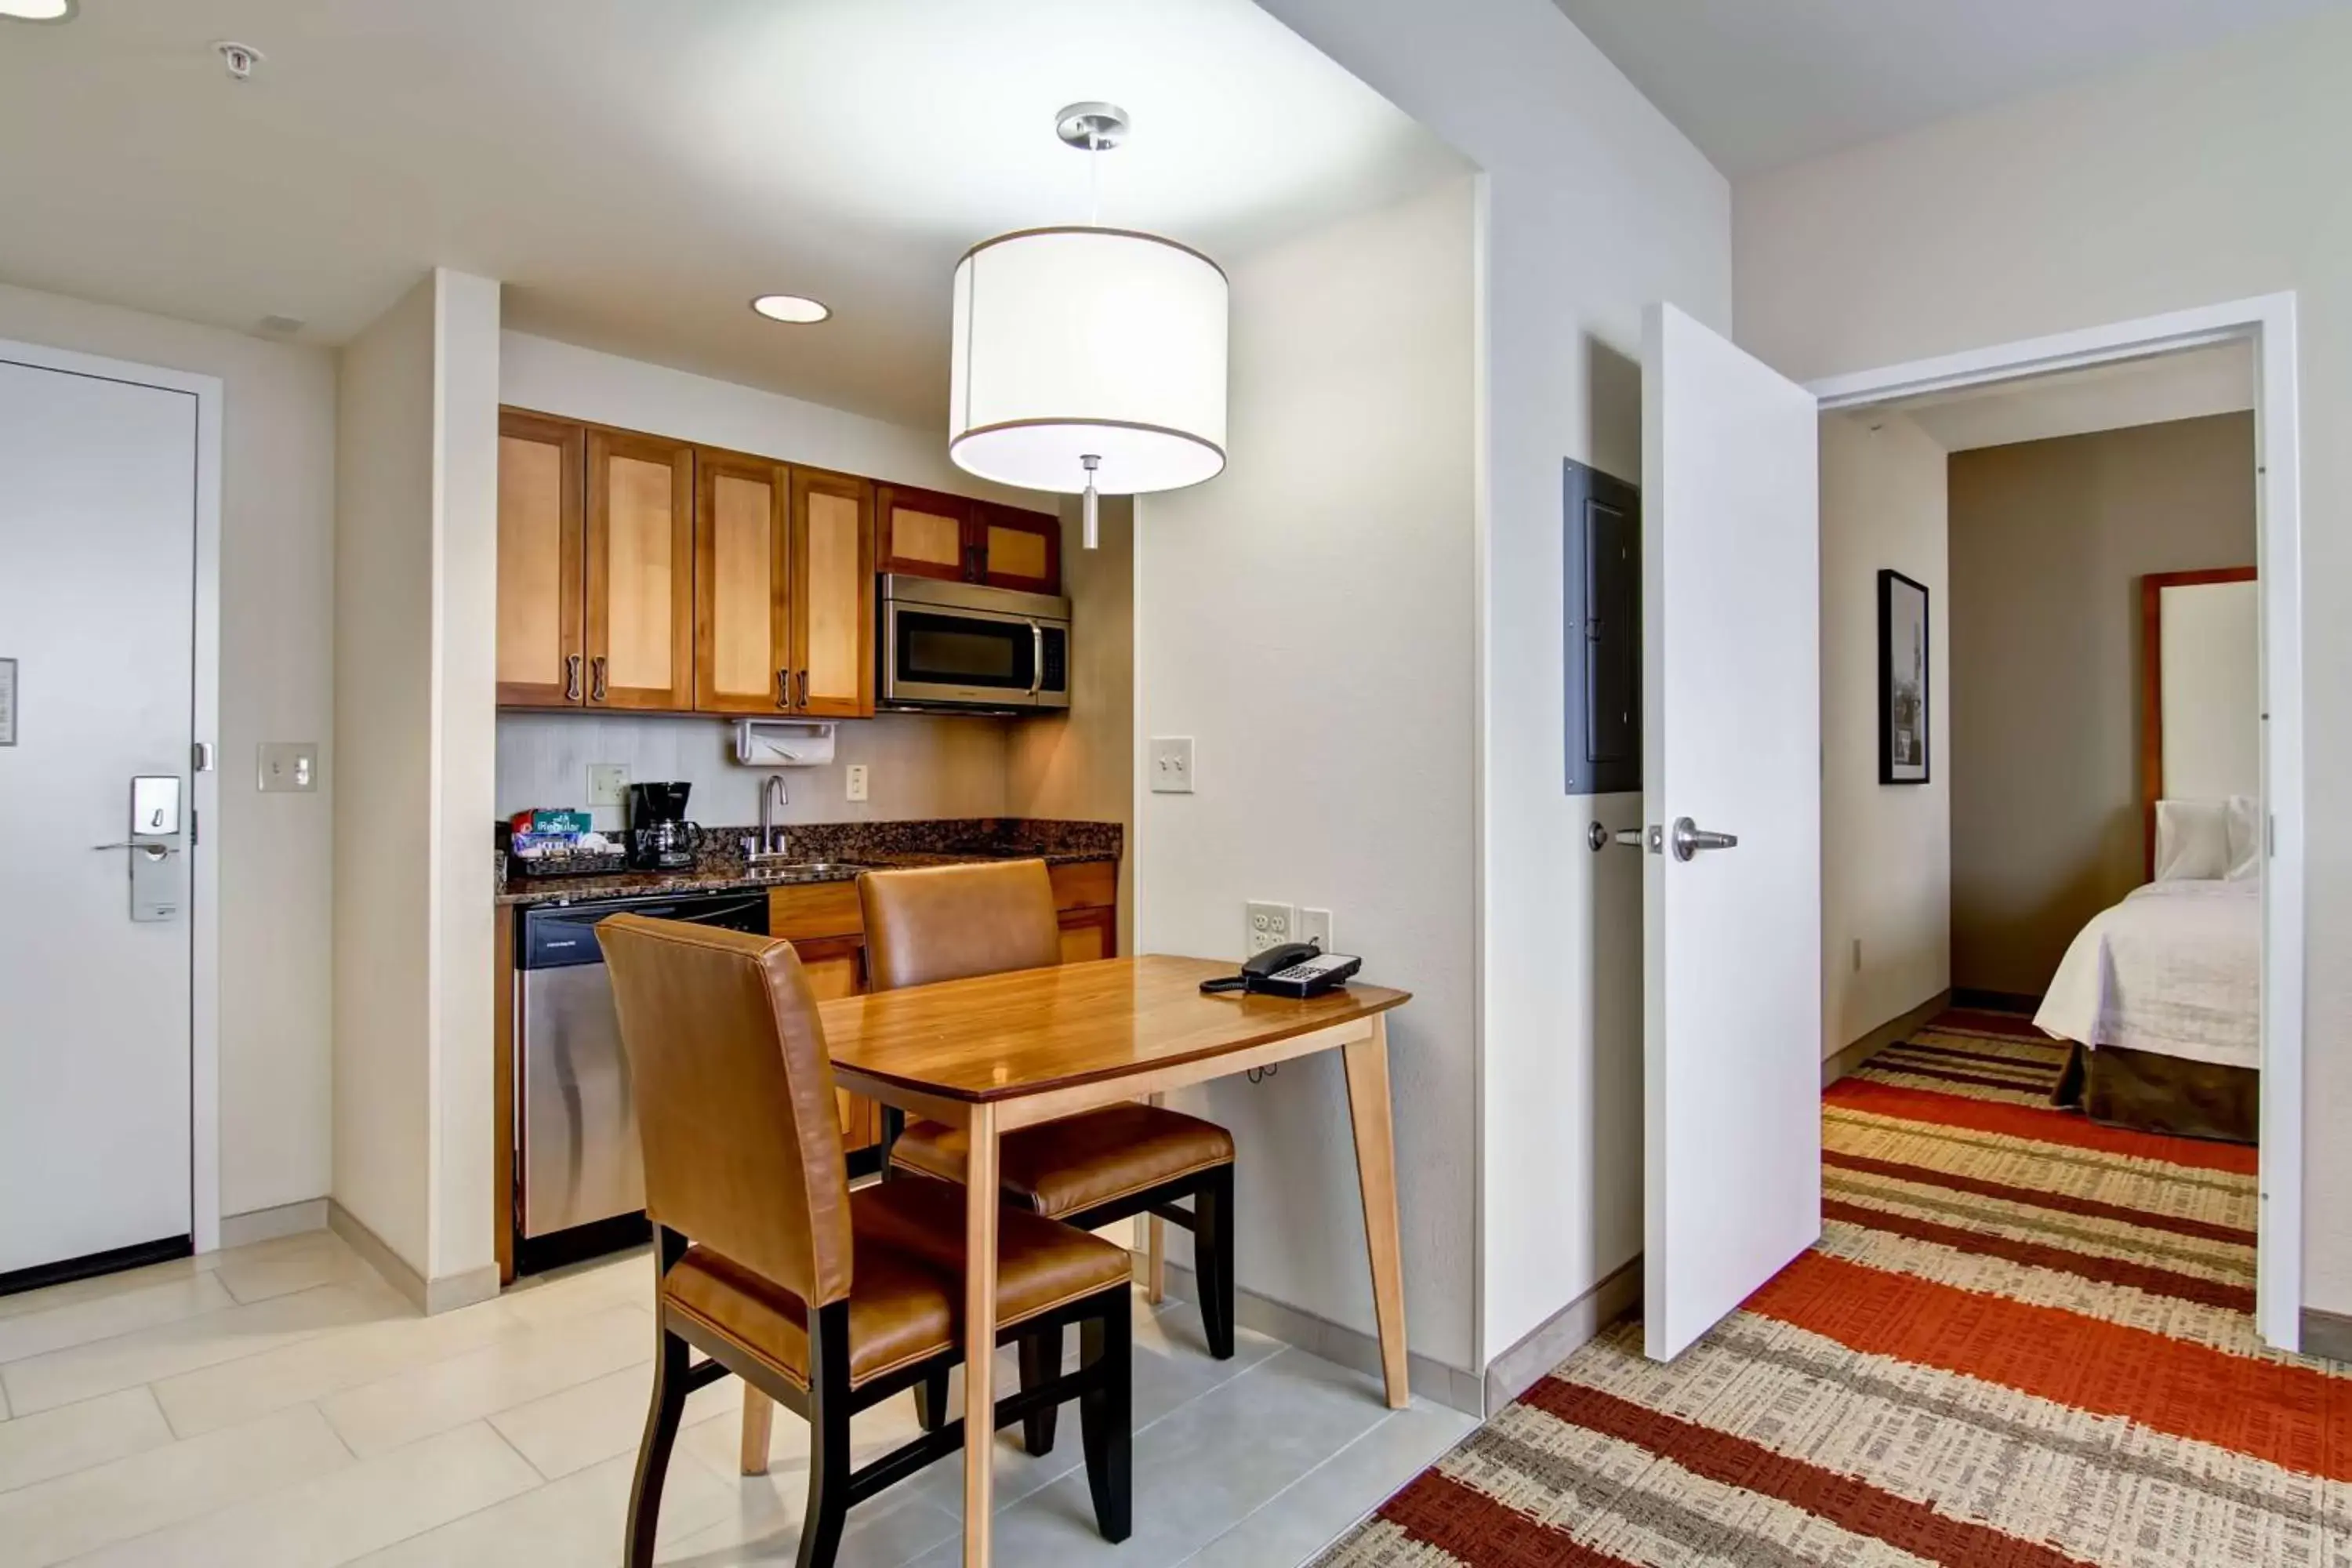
[1549,0,2351,176]
[1889,342,2254,453]
[0,0,1464,426]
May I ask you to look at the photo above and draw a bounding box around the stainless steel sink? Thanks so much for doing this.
[753,860,865,880]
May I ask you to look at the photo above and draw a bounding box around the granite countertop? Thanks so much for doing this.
[496,817,1120,908]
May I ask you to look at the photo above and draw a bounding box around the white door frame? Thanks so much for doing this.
[2,334,223,1257]
[1808,292,2305,1352]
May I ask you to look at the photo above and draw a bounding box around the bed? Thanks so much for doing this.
[2038,876,2259,1142]
[2036,567,2262,1143]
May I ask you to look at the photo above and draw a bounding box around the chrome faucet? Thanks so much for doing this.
[750,775,790,862]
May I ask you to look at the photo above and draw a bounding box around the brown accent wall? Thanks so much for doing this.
[1947,412,2254,996]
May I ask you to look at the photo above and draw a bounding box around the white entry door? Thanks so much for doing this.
[0,354,198,1284]
[1641,304,1822,1361]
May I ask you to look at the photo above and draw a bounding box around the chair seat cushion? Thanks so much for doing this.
[663,1181,1131,1389]
[892,1103,1236,1219]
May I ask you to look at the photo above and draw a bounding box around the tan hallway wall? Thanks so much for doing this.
[1947,412,2255,996]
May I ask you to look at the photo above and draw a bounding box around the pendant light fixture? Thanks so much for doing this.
[949,103,1229,548]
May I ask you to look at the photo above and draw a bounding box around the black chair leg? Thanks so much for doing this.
[626,1237,691,1568]
[910,1367,951,1432]
[1194,1165,1236,1360]
[1079,1292,1133,1543]
[798,1302,852,1568]
[1018,1325,1063,1455]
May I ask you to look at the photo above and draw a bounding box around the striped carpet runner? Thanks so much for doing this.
[1313,1013,2344,1567]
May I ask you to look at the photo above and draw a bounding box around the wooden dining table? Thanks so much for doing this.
[799,953,1413,1567]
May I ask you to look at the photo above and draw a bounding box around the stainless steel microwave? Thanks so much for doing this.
[879,574,1071,713]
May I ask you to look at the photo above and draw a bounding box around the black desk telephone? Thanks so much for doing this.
[1200,942,1363,999]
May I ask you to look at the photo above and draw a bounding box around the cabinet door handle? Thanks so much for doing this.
[776,669,792,709]
[797,670,809,708]
[564,654,583,702]
[590,656,608,702]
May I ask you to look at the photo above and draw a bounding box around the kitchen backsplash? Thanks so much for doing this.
[495,711,1013,830]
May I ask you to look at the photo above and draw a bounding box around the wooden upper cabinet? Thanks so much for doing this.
[876,484,971,582]
[495,412,586,707]
[792,468,877,718]
[586,429,695,711]
[693,448,792,714]
[975,503,1062,594]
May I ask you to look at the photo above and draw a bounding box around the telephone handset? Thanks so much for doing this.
[1199,942,1364,999]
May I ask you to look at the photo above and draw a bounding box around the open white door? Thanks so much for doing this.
[1641,303,1822,1361]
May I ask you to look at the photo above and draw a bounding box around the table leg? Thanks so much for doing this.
[1145,1093,1166,1305]
[1342,1017,1410,1409]
[738,1388,773,1475]
[960,1102,1000,1566]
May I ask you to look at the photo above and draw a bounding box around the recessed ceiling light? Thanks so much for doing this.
[0,0,77,22]
[750,294,830,325]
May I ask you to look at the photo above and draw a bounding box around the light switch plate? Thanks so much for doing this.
[845,764,869,802]
[1150,736,1195,794]
[257,742,318,793]
[586,764,629,808]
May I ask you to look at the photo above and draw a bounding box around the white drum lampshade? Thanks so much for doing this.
[949,226,1228,501]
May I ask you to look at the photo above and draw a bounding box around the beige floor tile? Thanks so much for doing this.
[1177,1400,1475,1567]
[496,1251,655,1330]
[489,1356,742,1480]
[152,1290,520,1439]
[0,1273,237,1366]
[67,1419,541,1567]
[0,1259,205,1327]
[657,1478,961,1567]
[318,1301,653,1458]
[346,1447,736,1567]
[0,1403,349,1567]
[208,1231,374,1306]
[0,1387,174,1497]
[0,1281,407,1417]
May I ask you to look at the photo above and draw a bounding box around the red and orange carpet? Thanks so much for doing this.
[1315,1011,2344,1567]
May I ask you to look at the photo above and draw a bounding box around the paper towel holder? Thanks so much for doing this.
[732,720,836,768]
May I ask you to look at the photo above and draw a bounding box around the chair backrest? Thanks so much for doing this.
[858,859,1062,993]
[597,915,853,1307]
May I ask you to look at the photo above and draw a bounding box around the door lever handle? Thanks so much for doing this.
[93,842,176,858]
[1671,817,1739,862]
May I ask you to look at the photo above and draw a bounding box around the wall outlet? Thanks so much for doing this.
[845,764,869,803]
[1300,908,1334,953]
[1246,900,1298,957]
[1149,736,1195,793]
[256,742,318,793]
[586,764,629,808]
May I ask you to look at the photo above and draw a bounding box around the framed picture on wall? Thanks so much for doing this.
[1878,568,1930,784]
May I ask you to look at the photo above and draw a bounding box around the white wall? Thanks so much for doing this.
[500,332,1029,507]
[1733,7,2352,1309]
[1138,177,1479,1373]
[332,268,502,1298]
[0,281,336,1225]
[1257,0,1733,1367]
[1819,412,1949,1058]
[332,276,437,1272]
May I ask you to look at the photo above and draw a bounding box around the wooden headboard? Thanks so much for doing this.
[2140,566,2257,878]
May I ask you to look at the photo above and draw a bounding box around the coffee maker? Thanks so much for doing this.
[625,782,703,871]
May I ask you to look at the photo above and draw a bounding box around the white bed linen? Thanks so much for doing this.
[2034,877,2260,1069]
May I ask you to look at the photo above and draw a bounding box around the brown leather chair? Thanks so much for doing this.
[597,913,1133,1568]
[862,859,1237,1456]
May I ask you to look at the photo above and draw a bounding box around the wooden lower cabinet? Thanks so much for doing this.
[1057,905,1117,965]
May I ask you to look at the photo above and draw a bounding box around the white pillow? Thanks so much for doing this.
[2154,798,2230,881]
[2225,793,2263,881]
